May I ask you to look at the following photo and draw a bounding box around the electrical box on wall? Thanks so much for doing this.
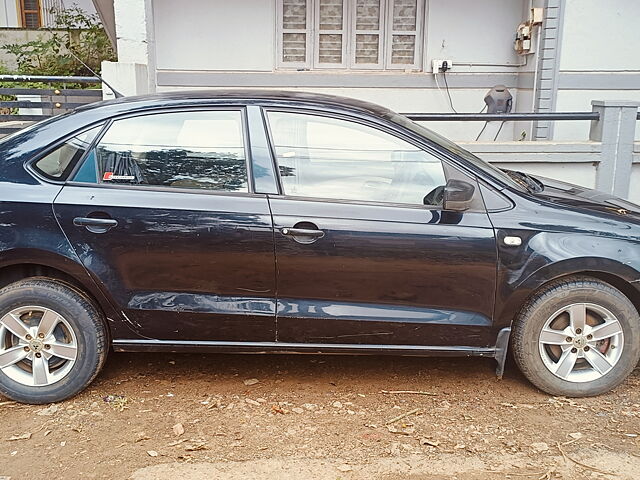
[531,7,544,24]
[432,59,452,74]
[514,7,543,55]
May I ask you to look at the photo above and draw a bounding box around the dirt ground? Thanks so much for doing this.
[0,352,638,480]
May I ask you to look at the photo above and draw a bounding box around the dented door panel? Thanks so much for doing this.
[54,185,276,341]
[270,197,498,346]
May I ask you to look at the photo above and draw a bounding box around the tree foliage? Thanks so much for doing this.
[2,5,116,76]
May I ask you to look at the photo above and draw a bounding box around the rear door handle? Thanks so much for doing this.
[73,217,118,233]
[280,227,325,239]
[73,217,118,227]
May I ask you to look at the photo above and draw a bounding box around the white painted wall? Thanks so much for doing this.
[559,0,640,72]
[148,0,534,141]
[554,90,640,142]
[425,0,525,70]
[153,0,527,74]
[630,164,640,205]
[110,0,640,148]
[153,0,275,71]
[0,0,19,27]
[553,0,640,141]
[71,0,98,16]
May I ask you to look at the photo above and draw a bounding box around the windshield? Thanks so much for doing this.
[390,113,526,191]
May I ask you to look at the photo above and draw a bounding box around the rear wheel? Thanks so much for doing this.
[512,276,640,397]
[0,278,107,404]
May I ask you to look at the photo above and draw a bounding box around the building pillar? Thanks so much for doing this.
[532,0,566,140]
[590,100,640,198]
[102,0,156,98]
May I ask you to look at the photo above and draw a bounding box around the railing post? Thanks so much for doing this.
[590,100,639,198]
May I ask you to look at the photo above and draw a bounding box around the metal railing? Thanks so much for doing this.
[405,101,640,201]
[0,75,102,135]
[402,112,602,121]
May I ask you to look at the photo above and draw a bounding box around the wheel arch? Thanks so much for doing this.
[0,254,128,341]
[496,257,640,330]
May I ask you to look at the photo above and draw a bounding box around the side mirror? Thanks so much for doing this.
[443,179,475,212]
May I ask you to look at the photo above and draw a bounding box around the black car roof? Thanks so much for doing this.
[75,89,395,118]
[0,89,398,184]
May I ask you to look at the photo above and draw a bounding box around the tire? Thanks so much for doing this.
[512,276,640,397]
[0,278,108,404]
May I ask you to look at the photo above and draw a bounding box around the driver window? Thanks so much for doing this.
[267,111,447,206]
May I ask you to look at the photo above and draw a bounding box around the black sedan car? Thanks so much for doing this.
[0,90,638,404]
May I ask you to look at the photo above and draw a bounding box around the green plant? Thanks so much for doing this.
[2,4,116,77]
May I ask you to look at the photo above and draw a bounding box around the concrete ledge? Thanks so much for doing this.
[156,70,526,89]
[155,70,640,91]
[461,141,602,164]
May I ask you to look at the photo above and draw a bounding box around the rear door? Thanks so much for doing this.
[54,108,277,342]
[265,109,498,347]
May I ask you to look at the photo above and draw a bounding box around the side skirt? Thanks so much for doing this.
[113,339,498,358]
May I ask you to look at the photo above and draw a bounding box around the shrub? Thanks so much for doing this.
[2,4,116,76]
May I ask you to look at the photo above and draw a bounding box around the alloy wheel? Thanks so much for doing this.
[0,306,78,387]
[538,302,624,383]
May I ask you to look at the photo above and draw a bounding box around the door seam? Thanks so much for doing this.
[266,194,279,341]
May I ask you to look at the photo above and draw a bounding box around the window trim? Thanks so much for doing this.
[313,0,348,69]
[262,106,457,210]
[66,107,254,195]
[384,0,424,70]
[350,0,385,70]
[26,122,107,184]
[20,0,42,29]
[277,0,314,68]
[276,0,424,71]
[26,107,257,198]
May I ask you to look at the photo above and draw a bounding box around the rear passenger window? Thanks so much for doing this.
[33,125,102,180]
[72,110,248,192]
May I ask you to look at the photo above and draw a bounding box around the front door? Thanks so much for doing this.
[54,109,276,342]
[265,110,497,347]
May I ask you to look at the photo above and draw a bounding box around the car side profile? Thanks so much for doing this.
[0,90,638,404]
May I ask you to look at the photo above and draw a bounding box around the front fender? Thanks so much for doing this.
[494,234,640,330]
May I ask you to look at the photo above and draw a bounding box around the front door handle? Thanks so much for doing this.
[280,226,325,244]
[73,216,118,233]
[281,227,324,238]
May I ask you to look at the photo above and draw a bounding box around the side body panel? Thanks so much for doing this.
[0,182,130,338]
[490,193,640,330]
[54,186,277,341]
[270,197,498,347]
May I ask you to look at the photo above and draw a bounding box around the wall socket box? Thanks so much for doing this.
[432,59,453,74]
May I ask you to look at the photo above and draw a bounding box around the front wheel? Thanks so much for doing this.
[512,276,640,397]
[0,278,108,404]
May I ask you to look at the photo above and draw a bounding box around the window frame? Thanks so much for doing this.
[263,106,455,210]
[62,107,259,197]
[350,0,385,70]
[26,122,107,184]
[313,0,348,69]
[277,0,314,69]
[276,0,424,71]
[20,0,42,29]
[384,0,424,70]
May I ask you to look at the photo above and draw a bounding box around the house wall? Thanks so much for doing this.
[0,29,56,69]
[553,0,640,141]
[102,0,640,194]
[154,0,275,72]
[0,1,19,27]
[0,0,98,28]
[150,0,534,142]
